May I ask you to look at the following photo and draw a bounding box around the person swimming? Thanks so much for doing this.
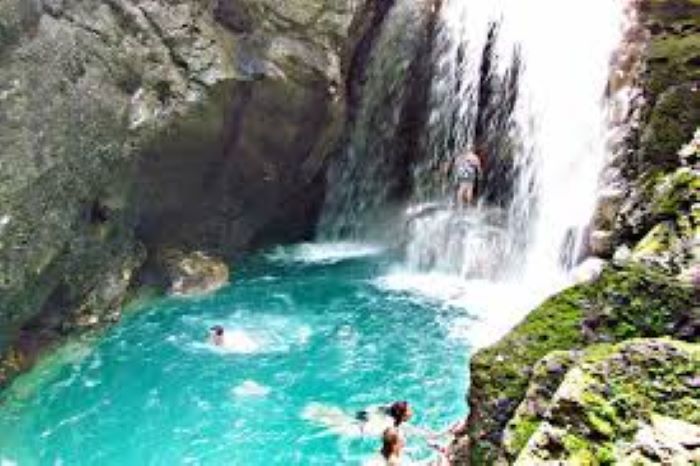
[209,325,225,346]
[354,401,412,437]
[381,427,404,465]
[208,326,259,353]
[365,427,405,466]
[388,401,412,427]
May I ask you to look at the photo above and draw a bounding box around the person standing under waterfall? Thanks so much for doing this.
[452,148,484,208]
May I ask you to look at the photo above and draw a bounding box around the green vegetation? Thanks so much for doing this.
[466,265,697,463]
[514,338,700,463]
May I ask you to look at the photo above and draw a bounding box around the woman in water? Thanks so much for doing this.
[365,424,451,466]
[366,428,404,466]
[385,401,458,465]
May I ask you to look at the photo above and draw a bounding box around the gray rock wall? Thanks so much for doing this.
[0,0,375,383]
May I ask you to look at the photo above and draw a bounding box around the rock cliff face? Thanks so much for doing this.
[456,0,700,463]
[0,0,414,385]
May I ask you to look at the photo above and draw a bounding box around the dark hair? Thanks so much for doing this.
[381,428,400,459]
[388,401,410,426]
[210,325,224,336]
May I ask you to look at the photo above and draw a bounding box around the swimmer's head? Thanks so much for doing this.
[381,427,403,459]
[210,325,225,346]
[388,401,412,426]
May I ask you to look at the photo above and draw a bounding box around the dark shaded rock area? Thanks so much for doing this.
[0,0,427,388]
[320,0,441,237]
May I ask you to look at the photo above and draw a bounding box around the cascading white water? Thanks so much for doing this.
[320,0,629,347]
[394,0,627,346]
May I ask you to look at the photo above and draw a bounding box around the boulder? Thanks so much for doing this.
[592,187,626,230]
[513,338,700,464]
[612,244,633,266]
[456,265,698,464]
[570,257,607,285]
[589,230,615,258]
[164,250,230,297]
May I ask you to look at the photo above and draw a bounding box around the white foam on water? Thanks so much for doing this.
[189,316,314,355]
[191,329,260,355]
[266,242,384,265]
[220,329,260,354]
[301,403,391,439]
[383,0,626,347]
[232,380,271,398]
[376,270,564,349]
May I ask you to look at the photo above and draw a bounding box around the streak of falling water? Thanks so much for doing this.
[407,0,625,288]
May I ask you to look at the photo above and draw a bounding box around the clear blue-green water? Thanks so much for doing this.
[0,244,471,465]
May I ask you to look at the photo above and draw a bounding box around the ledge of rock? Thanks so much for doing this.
[163,250,230,297]
[512,338,700,464]
[454,265,698,464]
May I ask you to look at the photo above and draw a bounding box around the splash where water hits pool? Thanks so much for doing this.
[0,243,475,465]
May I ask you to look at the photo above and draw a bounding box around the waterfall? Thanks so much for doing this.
[322,0,627,346]
[407,0,625,284]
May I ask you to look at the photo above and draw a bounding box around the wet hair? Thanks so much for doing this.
[381,427,401,459]
[388,401,410,426]
[210,325,224,337]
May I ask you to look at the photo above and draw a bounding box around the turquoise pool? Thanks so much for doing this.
[0,243,471,465]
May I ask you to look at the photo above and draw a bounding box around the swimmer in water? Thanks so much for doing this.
[388,401,413,428]
[365,427,404,466]
[381,427,404,465]
[209,325,225,346]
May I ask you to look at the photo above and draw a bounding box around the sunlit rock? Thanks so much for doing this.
[589,230,615,258]
[512,339,700,464]
[164,251,229,296]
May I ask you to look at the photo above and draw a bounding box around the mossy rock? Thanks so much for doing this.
[636,0,700,171]
[463,265,698,464]
[650,167,700,218]
[641,0,700,99]
[513,338,700,464]
[625,168,700,274]
[502,350,581,457]
[639,84,700,169]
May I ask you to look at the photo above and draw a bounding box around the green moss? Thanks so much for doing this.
[595,445,615,465]
[507,418,540,454]
[638,0,700,168]
[512,339,700,463]
[641,85,700,168]
[586,412,615,438]
[647,34,700,96]
[651,168,700,218]
[467,266,697,463]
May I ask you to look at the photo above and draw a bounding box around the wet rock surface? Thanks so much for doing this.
[0,0,393,387]
[454,264,698,464]
[163,250,229,296]
[513,338,700,464]
[456,1,700,463]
